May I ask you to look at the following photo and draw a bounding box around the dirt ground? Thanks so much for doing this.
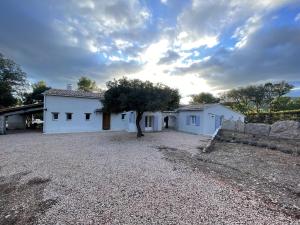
[0,130,299,224]
[159,134,300,219]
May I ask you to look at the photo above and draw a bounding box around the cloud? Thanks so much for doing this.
[0,0,299,101]
[295,13,300,21]
[158,50,180,64]
[174,25,300,89]
[0,0,150,87]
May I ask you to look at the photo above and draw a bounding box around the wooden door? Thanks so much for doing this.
[102,112,111,130]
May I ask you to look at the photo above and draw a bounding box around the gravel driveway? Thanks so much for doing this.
[0,131,297,224]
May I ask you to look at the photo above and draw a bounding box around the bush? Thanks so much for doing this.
[246,109,300,124]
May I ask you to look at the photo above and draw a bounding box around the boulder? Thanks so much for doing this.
[221,120,236,131]
[269,120,300,139]
[236,120,245,133]
[245,123,271,136]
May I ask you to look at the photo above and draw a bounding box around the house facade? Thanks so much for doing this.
[43,89,163,134]
[163,104,245,136]
[43,88,244,136]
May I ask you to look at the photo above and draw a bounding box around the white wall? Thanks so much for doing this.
[127,111,163,132]
[177,111,204,135]
[43,96,103,133]
[44,96,163,134]
[111,113,128,131]
[203,105,245,135]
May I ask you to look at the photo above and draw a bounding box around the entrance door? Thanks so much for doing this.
[144,115,153,131]
[102,112,111,130]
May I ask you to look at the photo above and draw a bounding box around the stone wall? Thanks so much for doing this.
[0,116,6,135]
[221,119,300,140]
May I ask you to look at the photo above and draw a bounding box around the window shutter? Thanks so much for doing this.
[196,116,200,126]
[186,116,190,125]
[153,116,159,131]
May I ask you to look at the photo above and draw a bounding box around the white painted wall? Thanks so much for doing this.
[177,111,204,135]
[43,95,164,134]
[203,104,245,135]
[43,96,103,133]
[110,113,128,131]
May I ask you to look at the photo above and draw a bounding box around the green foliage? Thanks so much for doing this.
[23,81,51,104]
[190,92,219,104]
[77,76,99,92]
[0,53,27,108]
[103,77,180,137]
[246,109,300,124]
[222,81,295,114]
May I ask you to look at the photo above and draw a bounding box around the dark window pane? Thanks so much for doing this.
[85,113,91,120]
[66,113,72,120]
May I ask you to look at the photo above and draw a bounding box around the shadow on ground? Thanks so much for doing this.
[0,170,57,225]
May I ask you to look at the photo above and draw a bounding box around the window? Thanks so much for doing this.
[190,115,196,125]
[52,112,59,120]
[145,116,153,128]
[121,113,126,120]
[85,113,91,120]
[66,113,72,120]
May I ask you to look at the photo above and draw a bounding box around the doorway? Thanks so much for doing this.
[144,115,153,131]
[102,112,111,130]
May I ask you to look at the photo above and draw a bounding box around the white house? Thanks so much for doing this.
[43,88,163,134]
[43,88,244,136]
[163,104,245,136]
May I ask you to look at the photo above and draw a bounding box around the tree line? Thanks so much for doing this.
[190,82,299,114]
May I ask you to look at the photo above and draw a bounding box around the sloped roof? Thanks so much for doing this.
[176,104,245,116]
[176,104,218,111]
[44,89,104,99]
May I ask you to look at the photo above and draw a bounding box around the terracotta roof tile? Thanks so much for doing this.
[44,89,104,99]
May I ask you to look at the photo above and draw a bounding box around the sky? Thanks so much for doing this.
[0,0,300,103]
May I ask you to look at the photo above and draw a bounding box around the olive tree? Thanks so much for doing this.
[103,78,180,137]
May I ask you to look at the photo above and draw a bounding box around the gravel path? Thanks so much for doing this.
[0,131,297,224]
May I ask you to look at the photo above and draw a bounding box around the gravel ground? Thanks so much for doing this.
[0,130,298,224]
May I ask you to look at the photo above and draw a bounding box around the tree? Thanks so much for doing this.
[23,81,51,104]
[222,81,294,114]
[0,53,27,108]
[247,85,266,113]
[103,78,180,137]
[77,76,99,92]
[190,92,219,104]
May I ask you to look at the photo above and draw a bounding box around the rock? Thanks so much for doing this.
[245,123,271,136]
[236,120,245,133]
[221,120,236,131]
[221,119,245,132]
[269,120,300,139]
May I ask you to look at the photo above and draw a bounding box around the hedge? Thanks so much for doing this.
[245,109,300,124]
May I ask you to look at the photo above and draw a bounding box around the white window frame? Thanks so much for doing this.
[52,112,59,121]
[66,112,73,121]
[190,115,196,126]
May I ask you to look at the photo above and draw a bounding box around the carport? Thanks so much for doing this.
[0,103,44,134]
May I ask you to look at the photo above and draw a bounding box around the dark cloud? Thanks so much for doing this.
[174,25,300,89]
[0,0,150,88]
[158,50,180,64]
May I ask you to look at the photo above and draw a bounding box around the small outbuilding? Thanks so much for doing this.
[163,104,245,136]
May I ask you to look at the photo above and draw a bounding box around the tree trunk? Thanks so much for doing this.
[136,111,144,137]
